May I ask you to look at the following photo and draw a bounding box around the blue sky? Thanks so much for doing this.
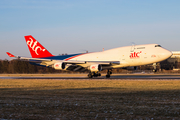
[1,0,180,59]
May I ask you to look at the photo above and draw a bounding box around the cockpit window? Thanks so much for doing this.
[155,45,161,47]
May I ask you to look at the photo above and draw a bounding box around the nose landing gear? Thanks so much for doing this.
[153,63,157,72]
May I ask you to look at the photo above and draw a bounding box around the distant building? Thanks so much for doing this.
[168,51,180,63]
[160,51,180,70]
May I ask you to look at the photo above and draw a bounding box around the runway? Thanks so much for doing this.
[1,74,180,79]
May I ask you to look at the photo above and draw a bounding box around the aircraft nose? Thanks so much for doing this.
[159,49,172,59]
[167,50,173,58]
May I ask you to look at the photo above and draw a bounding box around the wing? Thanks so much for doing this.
[6,52,120,71]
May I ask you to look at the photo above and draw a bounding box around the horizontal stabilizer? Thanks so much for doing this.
[6,52,15,57]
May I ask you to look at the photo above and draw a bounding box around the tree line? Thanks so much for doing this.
[0,59,179,74]
[0,60,63,74]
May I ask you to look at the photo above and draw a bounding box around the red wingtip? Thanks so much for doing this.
[6,52,15,57]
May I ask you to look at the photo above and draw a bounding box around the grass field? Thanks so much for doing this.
[0,79,180,119]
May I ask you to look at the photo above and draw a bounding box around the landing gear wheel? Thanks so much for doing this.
[106,69,112,78]
[88,73,93,78]
[88,72,101,78]
[106,75,110,78]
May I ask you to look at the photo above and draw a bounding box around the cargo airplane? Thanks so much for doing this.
[7,35,172,78]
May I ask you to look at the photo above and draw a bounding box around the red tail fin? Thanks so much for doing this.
[24,35,54,58]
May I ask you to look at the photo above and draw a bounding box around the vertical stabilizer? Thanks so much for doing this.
[24,35,54,58]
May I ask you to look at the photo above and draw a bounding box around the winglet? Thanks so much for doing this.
[24,35,54,58]
[6,52,15,57]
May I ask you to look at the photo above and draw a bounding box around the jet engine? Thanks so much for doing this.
[90,64,102,72]
[54,62,66,70]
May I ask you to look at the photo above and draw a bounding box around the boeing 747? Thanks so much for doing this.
[7,35,172,78]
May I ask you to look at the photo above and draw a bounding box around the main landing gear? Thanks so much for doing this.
[88,72,101,78]
[87,69,112,78]
[106,69,112,78]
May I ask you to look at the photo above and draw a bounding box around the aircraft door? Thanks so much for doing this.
[130,44,135,52]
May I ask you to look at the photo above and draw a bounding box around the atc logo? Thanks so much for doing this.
[130,51,142,59]
[91,66,96,69]
[55,63,60,68]
[27,38,45,55]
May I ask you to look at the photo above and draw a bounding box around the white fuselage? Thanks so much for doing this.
[69,44,172,69]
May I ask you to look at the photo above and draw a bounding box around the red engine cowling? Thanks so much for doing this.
[54,62,66,70]
[90,64,102,72]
